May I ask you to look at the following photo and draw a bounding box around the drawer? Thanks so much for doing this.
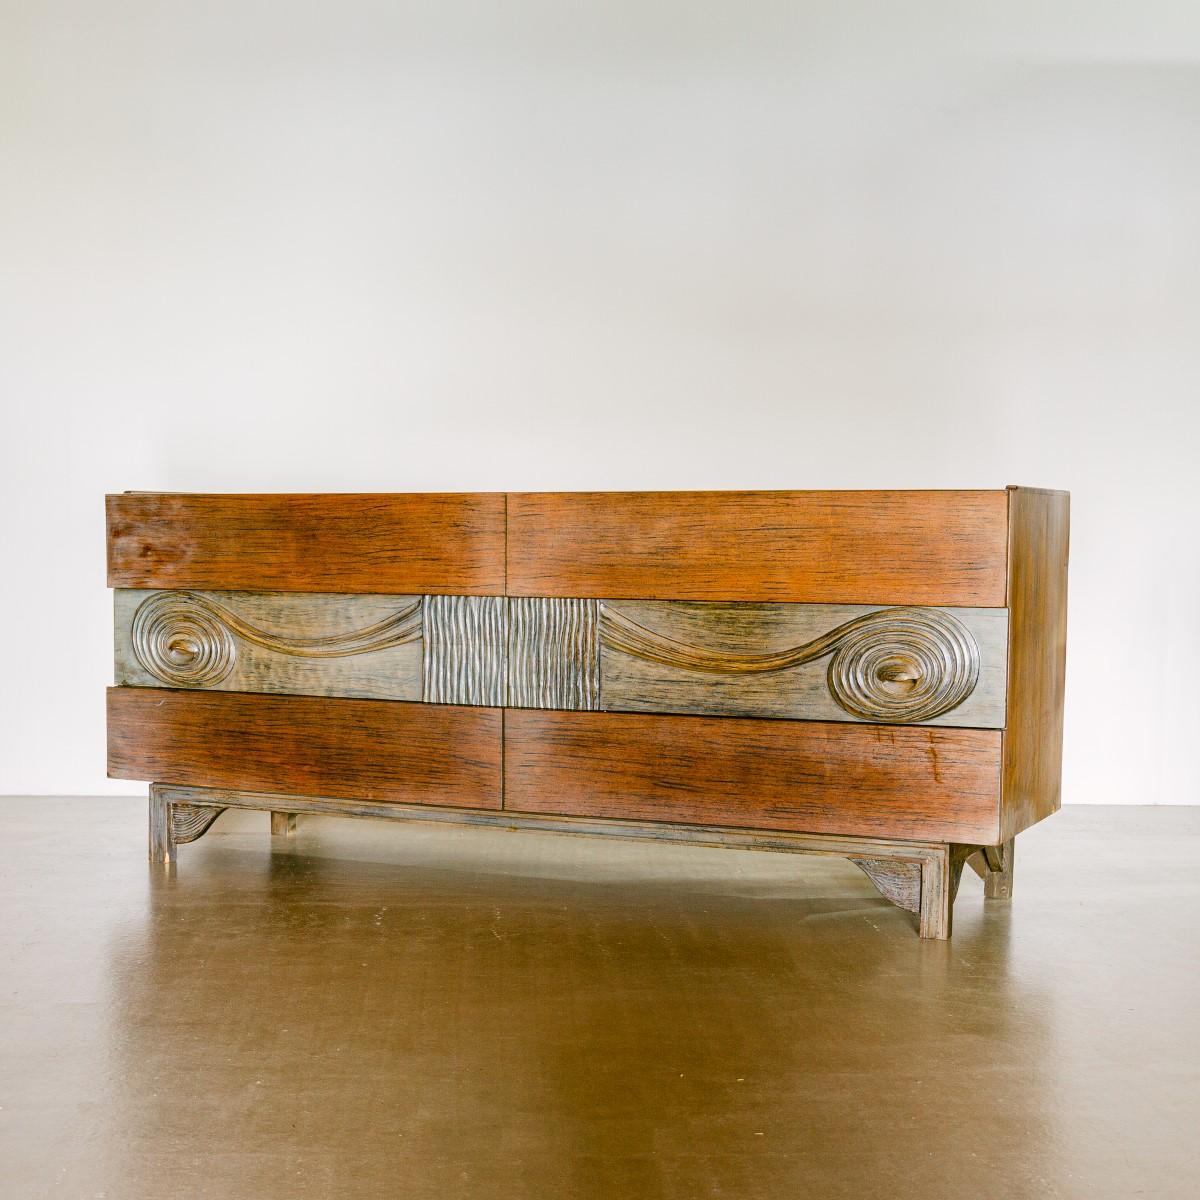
[507,490,1009,606]
[106,492,506,595]
[503,709,1002,843]
[113,591,1007,729]
[107,688,503,810]
[113,589,427,702]
[593,599,1007,728]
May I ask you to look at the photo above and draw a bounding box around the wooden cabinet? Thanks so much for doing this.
[107,488,1068,938]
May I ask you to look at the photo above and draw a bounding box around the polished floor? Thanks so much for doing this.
[1,798,1197,1199]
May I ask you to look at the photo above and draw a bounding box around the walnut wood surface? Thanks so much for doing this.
[1001,486,1070,839]
[108,688,503,809]
[506,491,1009,605]
[106,493,506,595]
[504,710,1001,843]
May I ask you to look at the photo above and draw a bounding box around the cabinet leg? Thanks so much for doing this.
[271,812,297,836]
[983,838,1014,899]
[968,838,1015,899]
[918,846,971,939]
[149,785,175,865]
[149,783,225,862]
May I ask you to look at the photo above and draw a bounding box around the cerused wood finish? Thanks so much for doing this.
[106,493,506,595]
[506,490,1010,605]
[108,688,503,810]
[1000,487,1070,840]
[597,600,1007,728]
[113,589,1007,727]
[503,709,1002,844]
[114,590,424,701]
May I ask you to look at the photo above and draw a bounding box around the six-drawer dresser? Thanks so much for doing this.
[106,488,1069,938]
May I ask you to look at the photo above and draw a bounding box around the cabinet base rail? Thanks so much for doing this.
[149,783,1014,940]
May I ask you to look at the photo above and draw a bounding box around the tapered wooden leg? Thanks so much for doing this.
[149,785,175,865]
[918,849,952,939]
[982,838,1014,899]
[968,838,1015,899]
[918,846,972,939]
[271,812,297,836]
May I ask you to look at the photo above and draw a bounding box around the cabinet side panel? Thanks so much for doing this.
[1001,487,1070,839]
[506,491,1009,605]
[505,710,1002,843]
[107,688,503,810]
[106,493,506,595]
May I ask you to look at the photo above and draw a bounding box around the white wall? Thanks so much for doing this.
[2,2,1197,802]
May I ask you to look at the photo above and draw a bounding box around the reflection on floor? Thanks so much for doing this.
[1,798,1197,1200]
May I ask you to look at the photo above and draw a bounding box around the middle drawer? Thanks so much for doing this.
[114,591,1007,730]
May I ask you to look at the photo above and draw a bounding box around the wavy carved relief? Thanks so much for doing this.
[170,802,226,844]
[117,590,425,702]
[508,598,600,710]
[421,595,507,707]
[130,591,424,687]
[596,601,1006,727]
[115,591,1005,727]
[599,604,981,724]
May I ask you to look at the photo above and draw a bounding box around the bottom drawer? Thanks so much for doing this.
[504,710,1001,843]
[107,687,503,810]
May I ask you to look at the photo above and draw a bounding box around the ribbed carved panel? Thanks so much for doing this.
[421,596,507,706]
[508,598,600,710]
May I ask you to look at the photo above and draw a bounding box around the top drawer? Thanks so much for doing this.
[507,491,1009,606]
[106,493,506,595]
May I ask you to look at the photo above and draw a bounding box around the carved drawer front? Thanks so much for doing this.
[507,490,1010,606]
[114,590,428,703]
[107,688,503,810]
[504,710,1003,844]
[114,591,1008,729]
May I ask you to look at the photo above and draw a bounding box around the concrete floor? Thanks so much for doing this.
[1,799,1197,1200]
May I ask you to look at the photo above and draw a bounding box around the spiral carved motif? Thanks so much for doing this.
[131,592,238,687]
[825,608,980,724]
[600,604,981,723]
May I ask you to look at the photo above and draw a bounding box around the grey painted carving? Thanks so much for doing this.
[507,597,600,710]
[598,601,1006,728]
[116,590,424,702]
[421,595,507,706]
[116,591,1006,727]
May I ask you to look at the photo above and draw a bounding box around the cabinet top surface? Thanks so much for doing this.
[110,487,1065,498]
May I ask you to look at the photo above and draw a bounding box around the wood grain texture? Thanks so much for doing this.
[172,803,226,843]
[853,858,921,913]
[270,811,297,836]
[599,600,1007,727]
[504,710,1001,843]
[148,785,173,864]
[108,688,502,809]
[969,838,1015,898]
[1001,487,1069,839]
[507,491,1009,605]
[114,590,424,701]
[106,493,505,595]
